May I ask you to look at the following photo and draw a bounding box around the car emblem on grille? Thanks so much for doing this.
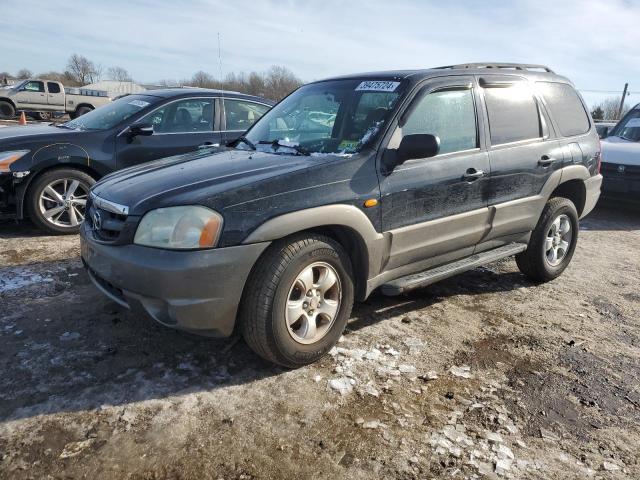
[92,211,102,230]
[617,165,626,174]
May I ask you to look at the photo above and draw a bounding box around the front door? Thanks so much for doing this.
[379,76,492,270]
[115,97,223,169]
[15,80,47,109]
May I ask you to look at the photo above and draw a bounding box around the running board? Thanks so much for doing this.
[380,243,528,296]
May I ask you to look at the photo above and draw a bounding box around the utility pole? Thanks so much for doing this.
[617,83,629,120]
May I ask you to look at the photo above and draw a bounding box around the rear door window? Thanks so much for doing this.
[537,82,590,137]
[223,99,270,131]
[47,82,61,94]
[483,83,541,145]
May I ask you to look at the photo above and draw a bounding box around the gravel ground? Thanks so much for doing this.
[0,203,638,479]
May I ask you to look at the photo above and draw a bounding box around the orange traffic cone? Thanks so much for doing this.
[18,112,27,126]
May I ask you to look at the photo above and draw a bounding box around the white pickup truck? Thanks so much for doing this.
[0,79,111,120]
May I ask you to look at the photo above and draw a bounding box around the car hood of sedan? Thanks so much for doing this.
[91,148,329,215]
[601,136,640,166]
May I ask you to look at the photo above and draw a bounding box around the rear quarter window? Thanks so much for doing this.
[483,83,542,145]
[537,82,590,137]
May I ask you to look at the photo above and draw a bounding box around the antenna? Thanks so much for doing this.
[217,32,227,147]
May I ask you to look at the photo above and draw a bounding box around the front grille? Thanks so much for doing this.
[86,194,139,245]
[601,162,640,179]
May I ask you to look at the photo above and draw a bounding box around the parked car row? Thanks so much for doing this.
[71,63,602,367]
[0,88,273,233]
[599,104,640,204]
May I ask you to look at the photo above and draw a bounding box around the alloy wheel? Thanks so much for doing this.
[38,178,89,228]
[285,261,342,345]
[545,213,572,267]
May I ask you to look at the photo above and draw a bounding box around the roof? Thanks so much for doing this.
[317,63,566,85]
[138,87,274,104]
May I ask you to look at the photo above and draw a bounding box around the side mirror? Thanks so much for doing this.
[396,134,440,164]
[128,123,154,137]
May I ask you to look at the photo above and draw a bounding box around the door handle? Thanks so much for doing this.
[463,168,485,181]
[197,142,219,149]
[538,155,557,167]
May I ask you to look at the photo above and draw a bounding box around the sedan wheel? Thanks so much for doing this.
[38,178,89,228]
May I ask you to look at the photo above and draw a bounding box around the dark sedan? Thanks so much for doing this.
[0,89,273,233]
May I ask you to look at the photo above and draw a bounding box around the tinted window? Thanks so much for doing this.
[402,88,477,155]
[23,81,44,93]
[537,82,590,137]
[47,82,61,94]
[224,99,269,131]
[484,84,541,145]
[149,99,215,133]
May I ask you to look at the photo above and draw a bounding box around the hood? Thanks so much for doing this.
[601,136,640,166]
[0,124,76,145]
[92,148,325,214]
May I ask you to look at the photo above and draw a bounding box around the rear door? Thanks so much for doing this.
[46,82,65,108]
[115,97,223,169]
[478,75,564,241]
[379,76,492,270]
[220,98,271,143]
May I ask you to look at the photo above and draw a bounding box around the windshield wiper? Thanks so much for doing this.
[55,123,75,130]
[232,136,256,150]
[258,139,310,156]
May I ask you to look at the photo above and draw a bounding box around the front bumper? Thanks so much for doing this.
[80,223,270,337]
[581,174,603,218]
[601,165,640,201]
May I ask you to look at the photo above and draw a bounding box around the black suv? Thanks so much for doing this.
[0,89,273,233]
[81,63,602,367]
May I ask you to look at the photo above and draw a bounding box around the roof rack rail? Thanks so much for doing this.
[434,63,554,73]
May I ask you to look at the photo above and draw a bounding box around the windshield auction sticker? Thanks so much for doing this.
[128,100,150,108]
[355,81,400,92]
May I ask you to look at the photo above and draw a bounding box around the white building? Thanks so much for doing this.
[82,80,147,99]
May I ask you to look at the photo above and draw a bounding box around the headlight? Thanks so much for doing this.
[134,206,223,250]
[0,150,30,172]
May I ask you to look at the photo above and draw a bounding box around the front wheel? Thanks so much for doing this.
[0,101,15,119]
[516,197,579,282]
[27,168,95,234]
[240,233,354,368]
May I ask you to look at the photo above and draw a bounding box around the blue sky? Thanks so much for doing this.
[1,0,639,108]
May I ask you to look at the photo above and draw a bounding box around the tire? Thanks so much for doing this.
[0,101,15,119]
[74,106,92,117]
[516,197,579,282]
[27,168,95,235]
[33,111,53,121]
[239,233,355,368]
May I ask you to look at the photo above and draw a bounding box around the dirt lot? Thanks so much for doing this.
[0,204,639,479]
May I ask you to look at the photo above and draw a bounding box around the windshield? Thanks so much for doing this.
[64,94,158,131]
[241,79,406,155]
[610,109,640,142]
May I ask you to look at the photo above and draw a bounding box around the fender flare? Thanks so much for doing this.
[242,204,387,279]
[0,97,17,109]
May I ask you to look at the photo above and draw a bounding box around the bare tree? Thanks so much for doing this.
[592,96,631,120]
[16,68,33,79]
[65,54,101,85]
[190,71,217,88]
[264,66,302,101]
[107,66,132,82]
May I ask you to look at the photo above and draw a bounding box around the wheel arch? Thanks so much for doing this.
[242,205,386,301]
[549,179,586,216]
[0,97,17,109]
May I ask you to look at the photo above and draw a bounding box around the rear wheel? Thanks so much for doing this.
[74,106,92,117]
[0,101,15,119]
[27,168,95,234]
[240,233,354,368]
[516,197,579,282]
